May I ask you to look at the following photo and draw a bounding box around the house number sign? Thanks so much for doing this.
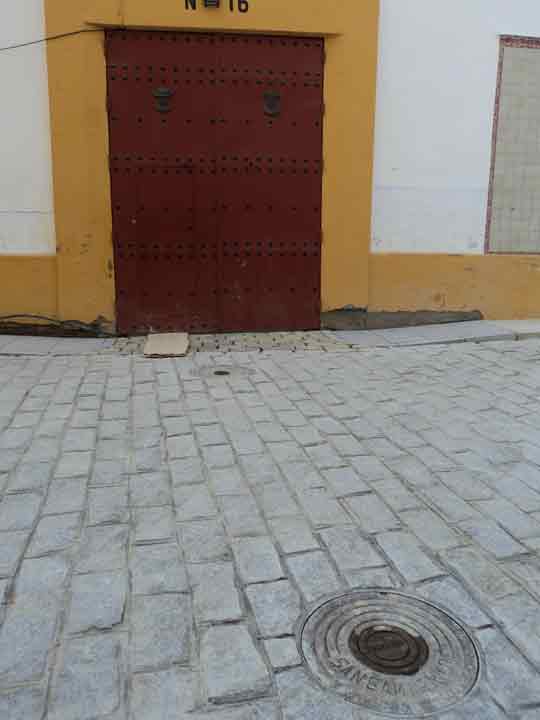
[185,0,250,12]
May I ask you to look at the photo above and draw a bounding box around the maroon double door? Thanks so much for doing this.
[106,30,324,334]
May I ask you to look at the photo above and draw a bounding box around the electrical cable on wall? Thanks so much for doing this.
[0,315,115,337]
[0,29,105,53]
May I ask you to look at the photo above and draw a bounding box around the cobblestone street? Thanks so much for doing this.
[1,336,540,718]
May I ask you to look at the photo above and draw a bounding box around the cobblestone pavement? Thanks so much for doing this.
[1,339,540,718]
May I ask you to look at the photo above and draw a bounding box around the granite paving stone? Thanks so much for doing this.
[305,442,346,469]
[202,444,236,468]
[488,591,540,666]
[401,508,463,550]
[163,416,191,437]
[55,451,93,478]
[264,637,302,669]
[286,551,342,602]
[440,690,510,719]
[229,430,265,455]
[6,461,53,492]
[507,462,540,493]
[421,482,482,522]
[173,484,217,520]
[195,424,228,446]
[62,429,96,452]
[169,457,206,485]
[376,530,444,583]
[374,477,422,512]
[15,554,70,600]
[276,667,358,720]
[414,576,491,628]
[364,437,406,460]
[90,459,126,486]
[439,470,494,501]
[0,595,58,684]
[48,635,125,720]
[87,485,129,525]
[131,668,196,720]
[476,627,540,711]
[0,579,8,604]
[442,546,520,605]
[202,624,271,702]
[475,497,540,539]
[134,506,175,544]
[133,445,163,472]
[76,524,129,573]
[133,427,163,448]
[131,543,189,595]
[131,594,192,671]
[246,580,302,638]
[67,571,127,633]
[241,453,282,486]
[0,685,47,720]
[322,466,370,497]
[232,536,284,584]
[27,513,81,557]
[268,441,307,465]
[219,494,267,536]
[189,561,242,622]
[43,477,87,515]
[166,434,198,459]
[385,455,436,487]
[329,434,367,456]
[320,526,386,571]
[0,492,42,531]
[255,481,299,518]
[23,437,59,463]
[297,487,351,527]
[345,493,400,534]
[487,473,540,512]
[97,439,129,461]
[344,565,403,589]
[0,531,29,576]
[268,516,319,554]
[209,466,249,495]
[458,516,526,558]
[178,518,230,562]
[130,471,171,507]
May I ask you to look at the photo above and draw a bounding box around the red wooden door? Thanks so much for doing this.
[106,30,324,334]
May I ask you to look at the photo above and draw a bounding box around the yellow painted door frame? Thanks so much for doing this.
[44,0,379,330]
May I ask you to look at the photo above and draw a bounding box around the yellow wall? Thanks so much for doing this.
[43,0,380,328]
[370,254,540,320]
[0,1,533,331]
[0,256,57,319]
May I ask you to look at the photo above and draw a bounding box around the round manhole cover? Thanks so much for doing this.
[298,590,480,718]
[193,365,254,380]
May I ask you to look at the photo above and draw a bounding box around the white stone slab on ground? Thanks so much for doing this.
[497,319,540,338]
[332,320,529,348]
[143,333,189,357]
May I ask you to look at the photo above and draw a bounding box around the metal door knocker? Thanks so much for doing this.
[264,91,281,117]
[153,87,174,113]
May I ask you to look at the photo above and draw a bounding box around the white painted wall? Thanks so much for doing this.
[0,0,55,254]
[371,0,540,254]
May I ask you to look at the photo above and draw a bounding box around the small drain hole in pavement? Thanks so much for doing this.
[349,624,429,676]
[214,370,231,376]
